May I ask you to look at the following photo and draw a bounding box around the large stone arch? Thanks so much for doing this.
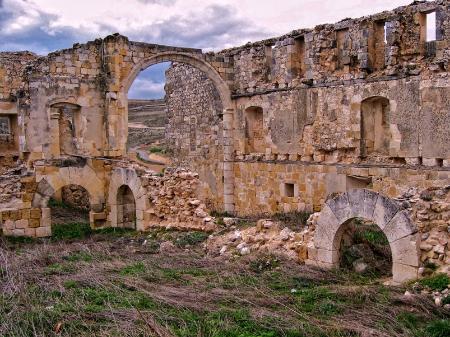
[119,51,235,214]
[122,52,233,108]
[308,189,420,284]
[107,168,148,231]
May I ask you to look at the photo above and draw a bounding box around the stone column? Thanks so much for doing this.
[223,108,235,214]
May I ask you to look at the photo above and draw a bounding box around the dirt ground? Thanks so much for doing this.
[0,227,449,337]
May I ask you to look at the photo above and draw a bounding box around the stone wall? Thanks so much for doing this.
[165,63,225,210]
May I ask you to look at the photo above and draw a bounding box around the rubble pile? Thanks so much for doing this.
[142,168,216,231]
[206,218,314,261]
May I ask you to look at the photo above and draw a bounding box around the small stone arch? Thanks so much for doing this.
[308,189,420,284]
[107,168,147,231]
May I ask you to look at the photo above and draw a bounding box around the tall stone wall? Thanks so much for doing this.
[165,63,225,210]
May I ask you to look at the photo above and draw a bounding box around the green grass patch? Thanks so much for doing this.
[419,273,450,291]
[3,235,35,245]
[424,319,450,337]
[52,222,92,240]
[64,251,93,262]
[174,231,209,248]
[149,146,166,154]
[45,263,76,275]
[120,262,146,276]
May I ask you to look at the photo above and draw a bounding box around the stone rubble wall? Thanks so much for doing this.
[407,186,450,271]
[0,52,37,101]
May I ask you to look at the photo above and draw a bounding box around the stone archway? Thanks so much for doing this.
[107,168,147,231]
[307,189,420,284]
[116,185,136,228]
[118,52,235,214]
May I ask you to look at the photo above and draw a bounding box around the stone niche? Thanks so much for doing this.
[244,106,265,153]
[360,96,391,157]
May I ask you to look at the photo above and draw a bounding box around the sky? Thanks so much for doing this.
[0,0,424,98]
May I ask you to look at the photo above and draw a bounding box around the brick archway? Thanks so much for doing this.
[307,189,420,284]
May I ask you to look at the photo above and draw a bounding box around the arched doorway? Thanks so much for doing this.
[308,189,420,284]
[48,184,91,226]
[116,185,136,229]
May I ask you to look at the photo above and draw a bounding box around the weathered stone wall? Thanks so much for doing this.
[165,63,225,210]
[222,0,449,92]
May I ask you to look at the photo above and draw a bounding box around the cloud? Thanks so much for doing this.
[128,62,170,99]
[136,0,177,5]
[128,4,270,50]
[0,0,269,54]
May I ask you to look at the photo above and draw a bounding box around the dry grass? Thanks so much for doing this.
[0,228,449,337]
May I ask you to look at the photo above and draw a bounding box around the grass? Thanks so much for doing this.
[418,273,450,291]
[52,222,92,240]
[1,228,449,337]
[149,146,166,154]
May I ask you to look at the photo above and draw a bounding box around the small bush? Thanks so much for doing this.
[424,320,450,337]
[419,273,450,291]
[52,222,92,240]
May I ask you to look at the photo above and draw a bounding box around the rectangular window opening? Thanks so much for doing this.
[426,11,436,42]
[284,183,295,197]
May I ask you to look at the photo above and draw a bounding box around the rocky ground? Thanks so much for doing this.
[1,221,449,337]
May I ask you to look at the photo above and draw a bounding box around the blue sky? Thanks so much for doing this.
[1,0,418,98]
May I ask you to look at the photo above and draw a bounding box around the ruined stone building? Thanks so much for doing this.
[0,0,449,283]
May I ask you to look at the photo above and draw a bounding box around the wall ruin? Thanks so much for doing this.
[0,0,449,282]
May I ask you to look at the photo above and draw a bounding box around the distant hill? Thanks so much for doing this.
[127,99,167,150]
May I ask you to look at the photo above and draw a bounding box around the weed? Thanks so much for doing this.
[419,273,450,291]
[249,254,280,273]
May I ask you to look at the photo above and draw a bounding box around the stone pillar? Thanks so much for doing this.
[223,108,235,214]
